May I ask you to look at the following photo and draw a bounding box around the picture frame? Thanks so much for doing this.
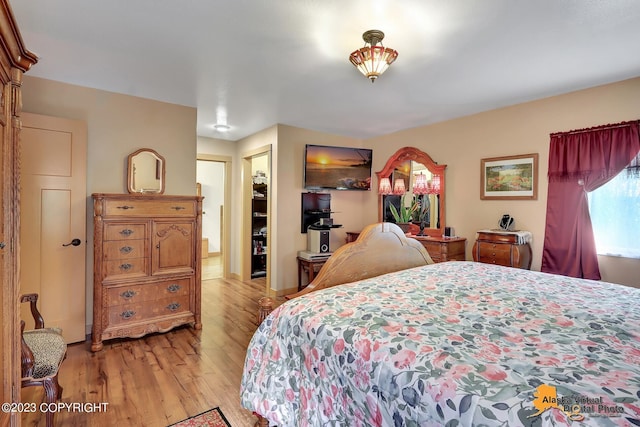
[480,153,538,200]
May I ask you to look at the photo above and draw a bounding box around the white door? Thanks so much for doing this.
[20,113,87,344]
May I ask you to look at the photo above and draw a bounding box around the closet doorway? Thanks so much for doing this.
[242,146,271,293]
[197,154,231,280]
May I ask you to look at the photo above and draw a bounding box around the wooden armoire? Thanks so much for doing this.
[0,1,38,425]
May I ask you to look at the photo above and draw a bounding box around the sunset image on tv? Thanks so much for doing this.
[304,145,372,190]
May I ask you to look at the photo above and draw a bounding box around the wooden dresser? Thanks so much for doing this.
[472,230,532,269]
[412,236,466,263]
[91,193,203,351]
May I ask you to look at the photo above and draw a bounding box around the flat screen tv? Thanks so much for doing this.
[304,144,372,191]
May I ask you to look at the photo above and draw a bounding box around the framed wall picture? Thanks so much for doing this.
[480,153,538,200]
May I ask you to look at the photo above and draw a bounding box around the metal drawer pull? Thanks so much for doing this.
[171,206,186,211]
[120,246,133,254]
[120,290,137,299]
[120,229,134,236]
[119,263,133,271]
[120,310,136,319]
[166,303,181,311]
[167,284,181,293]
[117,205,135,210]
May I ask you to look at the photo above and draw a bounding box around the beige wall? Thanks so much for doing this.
[21,76,198,327]
[18,74,640,333]
[23,76,197,195]
[365,77,640,287]
[274,125,366,293]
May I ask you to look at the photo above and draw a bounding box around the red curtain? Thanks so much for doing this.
[541,121,640,279]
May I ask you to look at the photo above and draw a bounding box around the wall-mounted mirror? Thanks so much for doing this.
[376,146,446,237]
[127,148,165,194]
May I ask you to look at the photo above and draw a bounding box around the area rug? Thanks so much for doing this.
[169,407,231,427]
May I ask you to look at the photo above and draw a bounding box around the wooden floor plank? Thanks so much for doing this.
[22,276,282,426]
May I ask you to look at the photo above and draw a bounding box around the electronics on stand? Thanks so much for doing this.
[297,250,332,262]
[308,228,330,253]
[305,221,343,255]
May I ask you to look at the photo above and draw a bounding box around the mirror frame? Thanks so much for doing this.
[376,146,447,237]
[127,148,166,194]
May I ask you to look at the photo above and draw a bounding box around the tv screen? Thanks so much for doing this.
[304,144,372,191]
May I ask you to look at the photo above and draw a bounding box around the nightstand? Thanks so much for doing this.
[297,256,329,291]
[411,235,466,263]
[472,230,532,269]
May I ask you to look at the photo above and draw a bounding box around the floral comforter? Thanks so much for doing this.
[241,261,640,426]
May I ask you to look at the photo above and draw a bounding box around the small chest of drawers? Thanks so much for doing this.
[472,231,532,269]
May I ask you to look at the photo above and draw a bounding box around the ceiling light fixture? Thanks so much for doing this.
[349,29,398,83]
[213,124,230,132]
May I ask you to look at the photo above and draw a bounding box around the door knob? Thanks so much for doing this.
[62,238,82,247]
[0,242,5,249]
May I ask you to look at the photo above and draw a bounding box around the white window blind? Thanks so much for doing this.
[587,152,640,258]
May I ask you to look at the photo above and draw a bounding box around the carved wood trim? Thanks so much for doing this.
[375,146,447,238]
[285,222,433,300]
[376,146,445,178]
[1,0,38,414]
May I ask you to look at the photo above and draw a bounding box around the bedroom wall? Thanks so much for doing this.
[274,125,366,293]
[198,126,366,293]
[21,75,198,326]
[364,77,640,287]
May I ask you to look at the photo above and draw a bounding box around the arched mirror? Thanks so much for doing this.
[376,146,446,237]
[127,148,166,194]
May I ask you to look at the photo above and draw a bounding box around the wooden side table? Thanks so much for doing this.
[411,235,466,263]
[472,230,532,269]
[297,256,329,291]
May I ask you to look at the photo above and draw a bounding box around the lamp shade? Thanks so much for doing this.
[378,177,392,195]
[349,30,398,82]
[392,178,406,195]
[428,174,441,195]
[413,173,429,195]
[350,46,398,82]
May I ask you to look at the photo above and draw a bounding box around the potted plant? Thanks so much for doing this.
[389,195,419,233]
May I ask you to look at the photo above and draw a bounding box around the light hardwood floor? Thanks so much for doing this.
[22,273,281,427]
[202,255,223,281]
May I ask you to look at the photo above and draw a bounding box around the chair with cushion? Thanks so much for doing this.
[20,293,67,427]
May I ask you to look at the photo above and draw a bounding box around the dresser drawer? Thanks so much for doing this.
[108,295,191,326]
[103,199,195,217]
[103,239,146,260]
[104,223,147,241]
[105,278,191,307]
[104,258,148,279]
[477,232,518,244]
[414,236,467,263]
[444,240,466,260]
[419,241,442,262]
[477,242,511,266]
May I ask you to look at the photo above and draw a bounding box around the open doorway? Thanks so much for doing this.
[197,154,232,280]
[242,146,271,294]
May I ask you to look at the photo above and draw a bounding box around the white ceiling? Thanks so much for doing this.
[10,0,640,142]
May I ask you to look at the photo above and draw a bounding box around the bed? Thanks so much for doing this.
[241,223,640,426]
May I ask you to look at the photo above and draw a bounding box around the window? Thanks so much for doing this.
[588,152,640,258]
